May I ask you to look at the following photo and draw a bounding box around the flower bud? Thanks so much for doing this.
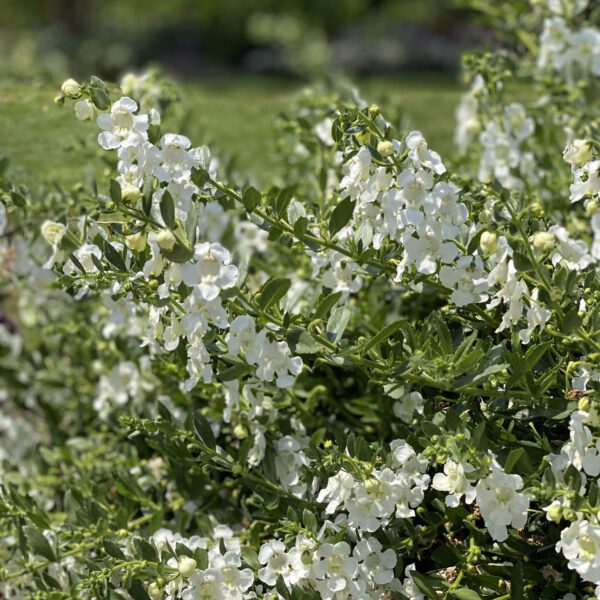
[578,396,591,412]
[148,582,162,600]
[233,424,248,440]
[531,231,555,253]
[41,220,66,246]
[54,94,65,107]
[355,130,372,146]
[74,99,94,121]
[563,139,593,167]
[545,503,562,523]
[121,183,142,203]
[377,140,394,158]
[363,477,380,494]
[585,200,598,217]
[156,229,176,251]
[61,78,82,99]
[479,231,498,254]
[369,104,380,117]
[125,231,147,253]
[177,556,197,578]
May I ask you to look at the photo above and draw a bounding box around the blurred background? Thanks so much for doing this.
[0,0,491,184]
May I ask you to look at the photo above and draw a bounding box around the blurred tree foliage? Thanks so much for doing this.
[4,0,462,68]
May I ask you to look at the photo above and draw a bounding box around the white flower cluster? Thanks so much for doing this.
[317,440,430,533]
[432,456,529,542]
[64,94,304,403]
[544,398,600,594]
[538,16,600,81]
[477,103,537,190]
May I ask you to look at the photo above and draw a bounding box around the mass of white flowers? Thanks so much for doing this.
[1,1,600,597]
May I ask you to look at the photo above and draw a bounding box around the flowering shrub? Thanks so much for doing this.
[1,2,600,598]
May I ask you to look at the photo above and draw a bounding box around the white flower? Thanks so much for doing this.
[397,564,425,600]
[182,569,223,600]
[41,220,66,246]
[475,459,529,542]
[274,435,309,498]
[564,139,593,167]
[312,541,360,598]
[97,97,148,150]
[393,391,424,423]
[439,255,489,307]
[74,99,94,121]
[549,225,594,271]
[63,243,102,274]
[519,288,551,344]
[405,131,446,175]
[226,315,257,357]
[314,117,334,146]
[211,551,254,596]
[432,460,476,507]
[570,161,600,203]
[353,537,397,585]
[181,242,238,301]
[556,519,600,585]
[258,541,297,587]
[317,470,356,514]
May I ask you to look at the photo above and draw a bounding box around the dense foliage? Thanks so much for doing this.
[1,1,600,598]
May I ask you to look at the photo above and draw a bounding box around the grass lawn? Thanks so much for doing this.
[0,73,463,189]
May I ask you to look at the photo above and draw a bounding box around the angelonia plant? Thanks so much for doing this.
[1,2,600,598]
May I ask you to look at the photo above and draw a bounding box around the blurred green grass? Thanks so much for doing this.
[0,74,462,188]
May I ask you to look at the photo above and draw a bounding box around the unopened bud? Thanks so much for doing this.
[545,503,562,523]
[61,78,82,99]
[233,424,248,440]
[377,140,394,158]
[177,556,197,578]
[578,396,591,412]
[532,231,555,253]
[125,231,147,253]
[156,229,176,251]
[479,231,498,254]
[148,582,162,600]
[121,183,142,203]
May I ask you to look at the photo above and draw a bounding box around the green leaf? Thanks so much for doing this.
[259,277,291,311]
[275,186,296,217]
[361,319,404,355]
[511,561,524,599]
[450,589,483,600]
[302,509,318,535]
[109,179,122,203]
[241,546,260,571]
[561,305,582,334]
[313,291,342,320]
[219,363,254,381]
[504,447,525,473]
[160,190,176,229]
[513,252,534,272]
[90,87,111,111]
[409,571,439,599]
[161,240,194,263]
[287,328,320,354]
[328,198,356,237]
[191,167,210,187]
[242,186,261,211]
[24,526,56,561]
[293,216,309,238]
[128,579,151,600]
[133,538,158,562]
[508,341,552,386]
[10,190,27,208]
[103,539,126,560]
[193,413,216,450]
[103,241,127,271]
